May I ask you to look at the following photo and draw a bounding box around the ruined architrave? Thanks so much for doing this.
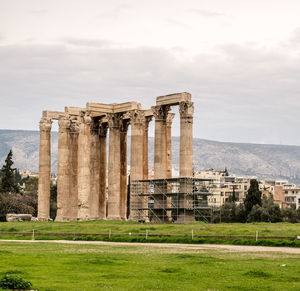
[37,92,194,222]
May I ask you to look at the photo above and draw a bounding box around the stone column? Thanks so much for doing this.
[120,117,129,220]
[77,112,92,220]
[178,101,194,222]
[143,117,152,180]
[166,113,175,220]
[37,117,52,221]
[69,117,80,221]
[90,120,101,220]
[179,101,194,177]
[99,120,108,220]
[56,115,71,221]
[166,113,175,179]
[152,105,170,222]
[129,110,146,221]
[107,113,122,220]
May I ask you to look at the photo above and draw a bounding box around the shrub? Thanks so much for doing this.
[0,274,32,290]
[0,192,35,217]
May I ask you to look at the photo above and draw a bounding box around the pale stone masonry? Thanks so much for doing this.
[37,92,194,222]
[37,117,52,221]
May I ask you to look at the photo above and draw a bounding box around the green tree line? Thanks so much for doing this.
[0,150,57,220]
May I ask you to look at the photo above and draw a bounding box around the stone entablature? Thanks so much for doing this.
[37,92,194,222]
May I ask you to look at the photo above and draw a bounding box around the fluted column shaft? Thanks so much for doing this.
[120,118,129,220]
[99,121,108,219]
[37,118,52,221]
[77,113,92,220]
[166,113,175,179]
[166,113,175,220]
[178,101,194,222]
[56,116,71,221]
[107,113,122,220]
[129,110,145,220]
[90,121,101,220]
[179,101,194,177]
[143,117,152,179]
[152,105,170,222]
[69,118,80,221]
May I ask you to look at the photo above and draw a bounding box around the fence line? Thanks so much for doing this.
[0,232,298,240]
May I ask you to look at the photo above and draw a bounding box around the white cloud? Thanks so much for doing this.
[1,1,300,145]
[0,35,300,145]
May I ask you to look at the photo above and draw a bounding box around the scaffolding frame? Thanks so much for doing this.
[130,177,214,223]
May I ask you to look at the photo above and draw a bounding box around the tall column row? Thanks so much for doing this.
[37,95,194,222]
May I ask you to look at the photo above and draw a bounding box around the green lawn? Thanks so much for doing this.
[0,221,300,247]
[0,241,299,290]
[0,220,299,237]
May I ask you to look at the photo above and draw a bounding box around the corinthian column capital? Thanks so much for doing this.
[58,115,71,133]
[39,118,52,132]
[69,117,80,135]
[80,111,92,125]
[166,113,175,126]
[179,101,194,118]
[99,118,108,137]
[130,110,145,125]
[107,113,121,129]
[151,105,170,120]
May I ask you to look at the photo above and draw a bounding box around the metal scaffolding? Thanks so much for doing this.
[130,177,214,223]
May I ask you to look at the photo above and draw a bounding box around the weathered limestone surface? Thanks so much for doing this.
[179,101,194,178]
[6,214,32,222]
[166,113,175,219]
[166,113,175,179]
[143,116,152,179]
[37,118,52,221]
[69,117,80,221]
[129,110,146,220]
[89,120,101,220]
[99,120,108,219]
[178,100,195,222]
[156,92,191,106]
[107,113,121,220]
[152,105,170,222]
[42,110,64,120]
[77,112,92,220]
[56,115,71,221]
[120,117,129,220]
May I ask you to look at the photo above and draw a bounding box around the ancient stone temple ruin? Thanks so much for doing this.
[37,92,206,223]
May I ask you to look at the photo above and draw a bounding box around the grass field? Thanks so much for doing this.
[0,220,299,236]
[0,221,300,247]
[0,241,299,290]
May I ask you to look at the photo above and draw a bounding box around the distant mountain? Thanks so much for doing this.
[1,129,300,183]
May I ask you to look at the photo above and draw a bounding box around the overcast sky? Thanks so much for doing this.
[1,0,300,145]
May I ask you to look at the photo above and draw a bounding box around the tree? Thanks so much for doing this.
[224,167,229,176]
[0,150,19,193]
[234,203,247,223]
[282,206,298,223]
[228,186,238,203]
[50,183,57,219]
[244,179,262,215]
[247,205,263,222]
[23,177,38,196]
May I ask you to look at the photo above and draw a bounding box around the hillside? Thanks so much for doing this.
[1,129,300,183]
